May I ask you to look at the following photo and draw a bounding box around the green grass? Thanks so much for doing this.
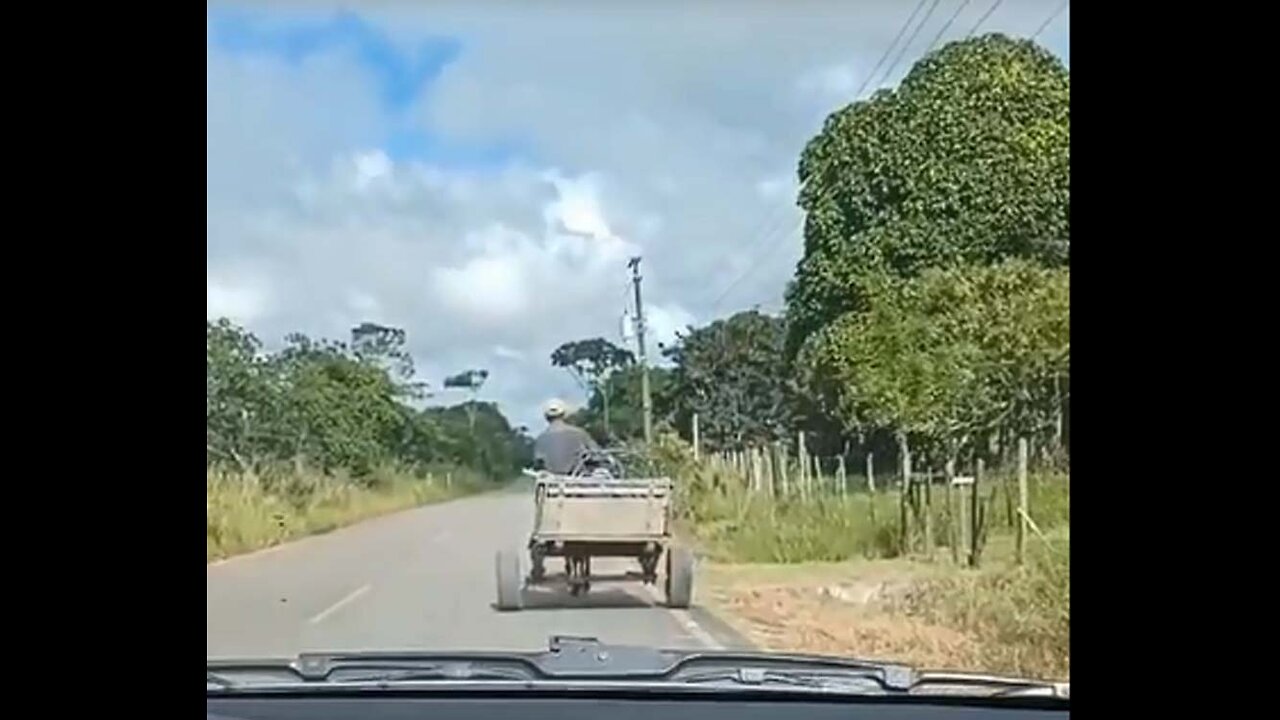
[206,465,491,562]
[677,460,1068,565]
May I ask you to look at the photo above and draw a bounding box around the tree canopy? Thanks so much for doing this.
[662,310,793,451]
[206,319,530,478]
[805,260,1068,460]
[784,34,1070,360]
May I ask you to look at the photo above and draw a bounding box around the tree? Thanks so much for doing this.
[206,319,277,471]
[423,401,533,476]
[271,333,405,475]
[570,364,674,444]
[662,311,792,451]
[805,261,1069,465]
[550,338,635,437]
[784,34,1070,359]
[206,319,529,481]
[443,368,490,435]
[351,322,427,399]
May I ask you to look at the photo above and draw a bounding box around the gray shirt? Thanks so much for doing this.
[533,420,599,475]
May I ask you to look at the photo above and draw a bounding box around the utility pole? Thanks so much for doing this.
[628,256,653,444]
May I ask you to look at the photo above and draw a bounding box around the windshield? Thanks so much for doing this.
[207,0,1069,688]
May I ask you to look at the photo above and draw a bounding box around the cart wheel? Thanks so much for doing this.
[495,549,524,611]
[665,546,694,609]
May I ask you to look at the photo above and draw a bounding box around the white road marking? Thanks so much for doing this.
[308,584,371,625]
[642,583,721,649]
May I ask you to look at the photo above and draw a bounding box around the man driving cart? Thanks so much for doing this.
[496,398,692,611]
[532,398,599,475]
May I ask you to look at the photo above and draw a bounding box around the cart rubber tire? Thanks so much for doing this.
[495,549,524,611]
[665,546,694,609]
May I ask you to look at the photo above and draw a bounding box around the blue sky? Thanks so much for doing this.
[206,1,1070,431]
[209,8,521,168]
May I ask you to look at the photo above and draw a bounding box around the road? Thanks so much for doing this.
[207,487,745,659]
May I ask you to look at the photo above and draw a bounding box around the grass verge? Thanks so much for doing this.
[697,524,1069,680]
[206,465,491,563]
[657,436,1069,680]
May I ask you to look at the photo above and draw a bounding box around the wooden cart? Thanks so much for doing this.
[494,469,693,611]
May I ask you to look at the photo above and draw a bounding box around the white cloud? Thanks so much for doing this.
[207,274,270,325]
[493,345,526,361]
[646,303,697,355]
[543,172,614,241]
[797,62,860,101]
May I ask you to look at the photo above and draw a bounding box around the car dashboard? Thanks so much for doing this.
[208,690,1069,720]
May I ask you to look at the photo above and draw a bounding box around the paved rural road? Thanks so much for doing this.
[207,487,745,659]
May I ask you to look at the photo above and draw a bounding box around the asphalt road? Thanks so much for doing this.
[207,487,745,659]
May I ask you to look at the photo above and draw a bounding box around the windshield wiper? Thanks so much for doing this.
[913,672,1069,699]
[676,667,894,694]
[206,671,238,689]
[324,663,534,684]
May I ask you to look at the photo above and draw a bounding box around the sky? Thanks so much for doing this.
[206,0,1070,432]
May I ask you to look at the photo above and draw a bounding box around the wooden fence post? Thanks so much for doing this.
[837,455,847,499]
[777,441,790,497]
[956,477,969,565]
[865,451,877,526]
[898,433,911,555]
[923,468,934,560]
[1017,438,1029,565]
[797,431,808,500]
[971,458,984,567]
[945,458,958,565]
[692,413,700,462]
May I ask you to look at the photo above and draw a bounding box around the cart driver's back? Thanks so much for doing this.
[534,399,598,475]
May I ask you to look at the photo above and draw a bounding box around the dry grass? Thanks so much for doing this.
[698,530,1068,681]
[693,476,1069,681]
[206,466,485,562]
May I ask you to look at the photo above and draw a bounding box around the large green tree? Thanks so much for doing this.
[662,310,792,451]
[784,34,1069,359]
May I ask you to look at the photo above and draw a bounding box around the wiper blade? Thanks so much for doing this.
[913,672,1069,699]
[326,664,534,684]
[206,671,237,689]
[668,652,916,693]
[677,667,891,694]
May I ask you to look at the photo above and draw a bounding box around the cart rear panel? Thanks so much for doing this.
[533,476,672,540]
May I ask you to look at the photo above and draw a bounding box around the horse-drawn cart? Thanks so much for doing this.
[494,454,693,611]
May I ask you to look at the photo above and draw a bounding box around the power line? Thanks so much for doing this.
[877,0,944,89]
[854,0,930,99]
[966,0,1004,38]
[704,194,797,306]
[1032,0,1068,40]
[925,0,973,52]
[704,1,935,314]
[708,215,803,314]
[702,0,1031,318]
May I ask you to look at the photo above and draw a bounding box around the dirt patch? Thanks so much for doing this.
[700,560,985,672]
